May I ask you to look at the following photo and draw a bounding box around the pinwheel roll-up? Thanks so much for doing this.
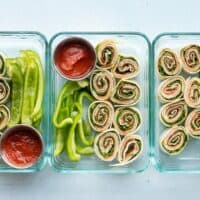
[185,109,200,139]
[0,78,10,104]
[160,99,188,127]
[0,53,6,76]
[111,80,141,105]
[0,105,10,130]
[184,77,200,108]
[96,39,118,69]
[113,107,142,135]
[112,55,140,79]
[160,126,189,155]
[158,76,185,103]
[90,69,115,100]
[112,135,143,166]
[88,101,114,132]
[180,44,200,74]
[157,48,181,79]
[94,129,120,161]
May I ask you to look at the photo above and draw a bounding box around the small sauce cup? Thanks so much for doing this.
[0,124,44,169]
[53,37,96,80]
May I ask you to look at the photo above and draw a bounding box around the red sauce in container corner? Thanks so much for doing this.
[54,37,96,79]
[1,127,43,168]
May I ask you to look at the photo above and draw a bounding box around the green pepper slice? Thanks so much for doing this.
[20,50,44,123]
[21,58,38,125]
[6,58,24,127]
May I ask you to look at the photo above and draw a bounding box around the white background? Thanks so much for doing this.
[1,0,200,199]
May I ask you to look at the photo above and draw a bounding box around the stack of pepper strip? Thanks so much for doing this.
[6,50,44,128]
[53,80,95,161]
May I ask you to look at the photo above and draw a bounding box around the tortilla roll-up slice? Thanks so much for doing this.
[111,79,141,105]
[184,77,200,108]
[0,77,10,104]
[88,101,114,132]
[94,128,120,161]
[113,107,142,135]
[157,48,181,79]
[158,76,185,103]
[160,99,188,127]
[96,39,118,69]
[180,44,200,74]
[160,126,189,155]
[111,134,143,166]
[185,109,200,139]
[0,105,10,130]
[0,53,6,76]
[112,55,140,79]
[90,69,115,100]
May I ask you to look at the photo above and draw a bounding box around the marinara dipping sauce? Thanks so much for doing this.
[54,37,96,80]
[0,125,43,169]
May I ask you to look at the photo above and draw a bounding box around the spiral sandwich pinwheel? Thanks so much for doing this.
[111,134,143,166]
[0,105,10,130]
[90,69,115,100]
[185,109,200,139]
[112,55,140,79]
[96,39,118,69]
[160,126,189,155]
[0,78,10,104]
[113,107,142,135]
[157,48,181,79]
[180,44,200,74]
[111,79,141,105]
[184,77,200,108]
[94,129,120,161]
[0,53,6,76]
[158,76,185,103]
[160,99,188,127]
[88,101,114,132]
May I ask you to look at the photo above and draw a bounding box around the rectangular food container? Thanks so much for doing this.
[0,32,48,173]
[49,32,150,173]
[152,33,200,173]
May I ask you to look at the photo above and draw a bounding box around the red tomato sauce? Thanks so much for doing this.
[2,130,42,167]
[54,38,96,79]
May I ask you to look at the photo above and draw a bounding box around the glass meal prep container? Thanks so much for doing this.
[0,32,48,173]
[49,32,150,173]
[151,33,200,173]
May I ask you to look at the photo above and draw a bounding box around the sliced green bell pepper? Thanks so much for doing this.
[21,58,38,125]
[6,58,24,127]
[65,105,81,161]
[20,50,44,123]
